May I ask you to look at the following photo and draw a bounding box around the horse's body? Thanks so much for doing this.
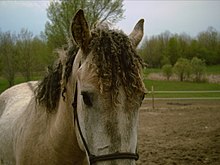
[0,82,36,164]
[0,10,145,165]
[0,81,85,165]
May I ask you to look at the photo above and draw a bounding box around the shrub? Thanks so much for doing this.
[191,57,206,82]
[174,58,192,81]
[162,64,173,80]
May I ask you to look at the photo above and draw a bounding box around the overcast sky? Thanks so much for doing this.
[0,1,220,38]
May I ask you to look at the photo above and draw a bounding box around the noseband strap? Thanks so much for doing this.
[90,152,139,164]
[72,85,139,164]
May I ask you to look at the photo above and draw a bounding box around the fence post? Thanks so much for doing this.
[152,85,155,109]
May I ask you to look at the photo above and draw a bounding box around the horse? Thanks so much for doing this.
[0,10,145,165]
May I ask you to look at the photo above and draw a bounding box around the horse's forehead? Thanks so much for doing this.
[77,59,99,87]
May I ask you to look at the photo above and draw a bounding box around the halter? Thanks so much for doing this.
[72,85,139,164]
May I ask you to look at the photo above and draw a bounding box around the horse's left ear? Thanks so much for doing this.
[129,19,144,48]
[71,9,91,51]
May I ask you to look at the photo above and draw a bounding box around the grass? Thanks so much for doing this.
[205,65,220,74]
[0,77,9,94]
[145,79,220,91]
[144,79,220,98]
[0,76,41,94]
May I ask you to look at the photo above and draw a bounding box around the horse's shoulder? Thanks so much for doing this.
[0,81,38,116]
[1,81,37,97]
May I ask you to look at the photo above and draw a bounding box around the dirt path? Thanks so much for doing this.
[137,100,220,165]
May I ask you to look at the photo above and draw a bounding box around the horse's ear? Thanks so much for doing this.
[71,9,91,51]
[129,19,144,48]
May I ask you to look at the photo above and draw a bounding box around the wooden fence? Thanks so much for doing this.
[144,86,220,109]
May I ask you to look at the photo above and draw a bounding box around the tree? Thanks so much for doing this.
[140,31,174,67]
[140,33,170,67]
[165,36,180,65]
[191,57,206,82]
[178,33,191,59]
[0,31,17,86]
[140,37,161,67]
[197,27,220,65]
[173,58,191,82]
[45,0,124,49]
[0,31,2,75]
[31,35,56,74]
[162,64,173,80]
[16,29,35,81]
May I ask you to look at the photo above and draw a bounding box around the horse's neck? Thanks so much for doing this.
[15,96,85,164]
[48,97,85,160]
[53,99,74,132]
[51,83,75,139]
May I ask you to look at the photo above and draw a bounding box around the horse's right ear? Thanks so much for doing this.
[71,9,91,51]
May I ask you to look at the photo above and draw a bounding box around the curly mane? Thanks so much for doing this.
[89,28,145,103]
[35,45,79,112]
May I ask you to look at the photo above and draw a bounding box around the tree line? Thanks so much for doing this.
[0,0,124,87]
[139,27,220,68]
[1,26,219,86]
[1,0,220,87]
[0,29,54,86]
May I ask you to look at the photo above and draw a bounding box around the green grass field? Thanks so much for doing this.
[144,79,220,98]
[205,65,220,74]
[0,76,41,94]
[145,79,220,91]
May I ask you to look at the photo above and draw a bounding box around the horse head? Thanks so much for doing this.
[70,10,145,165]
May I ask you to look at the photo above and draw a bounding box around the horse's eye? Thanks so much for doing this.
[139,93,145,106]
[141,93,146,101]
[81,92,93,107]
